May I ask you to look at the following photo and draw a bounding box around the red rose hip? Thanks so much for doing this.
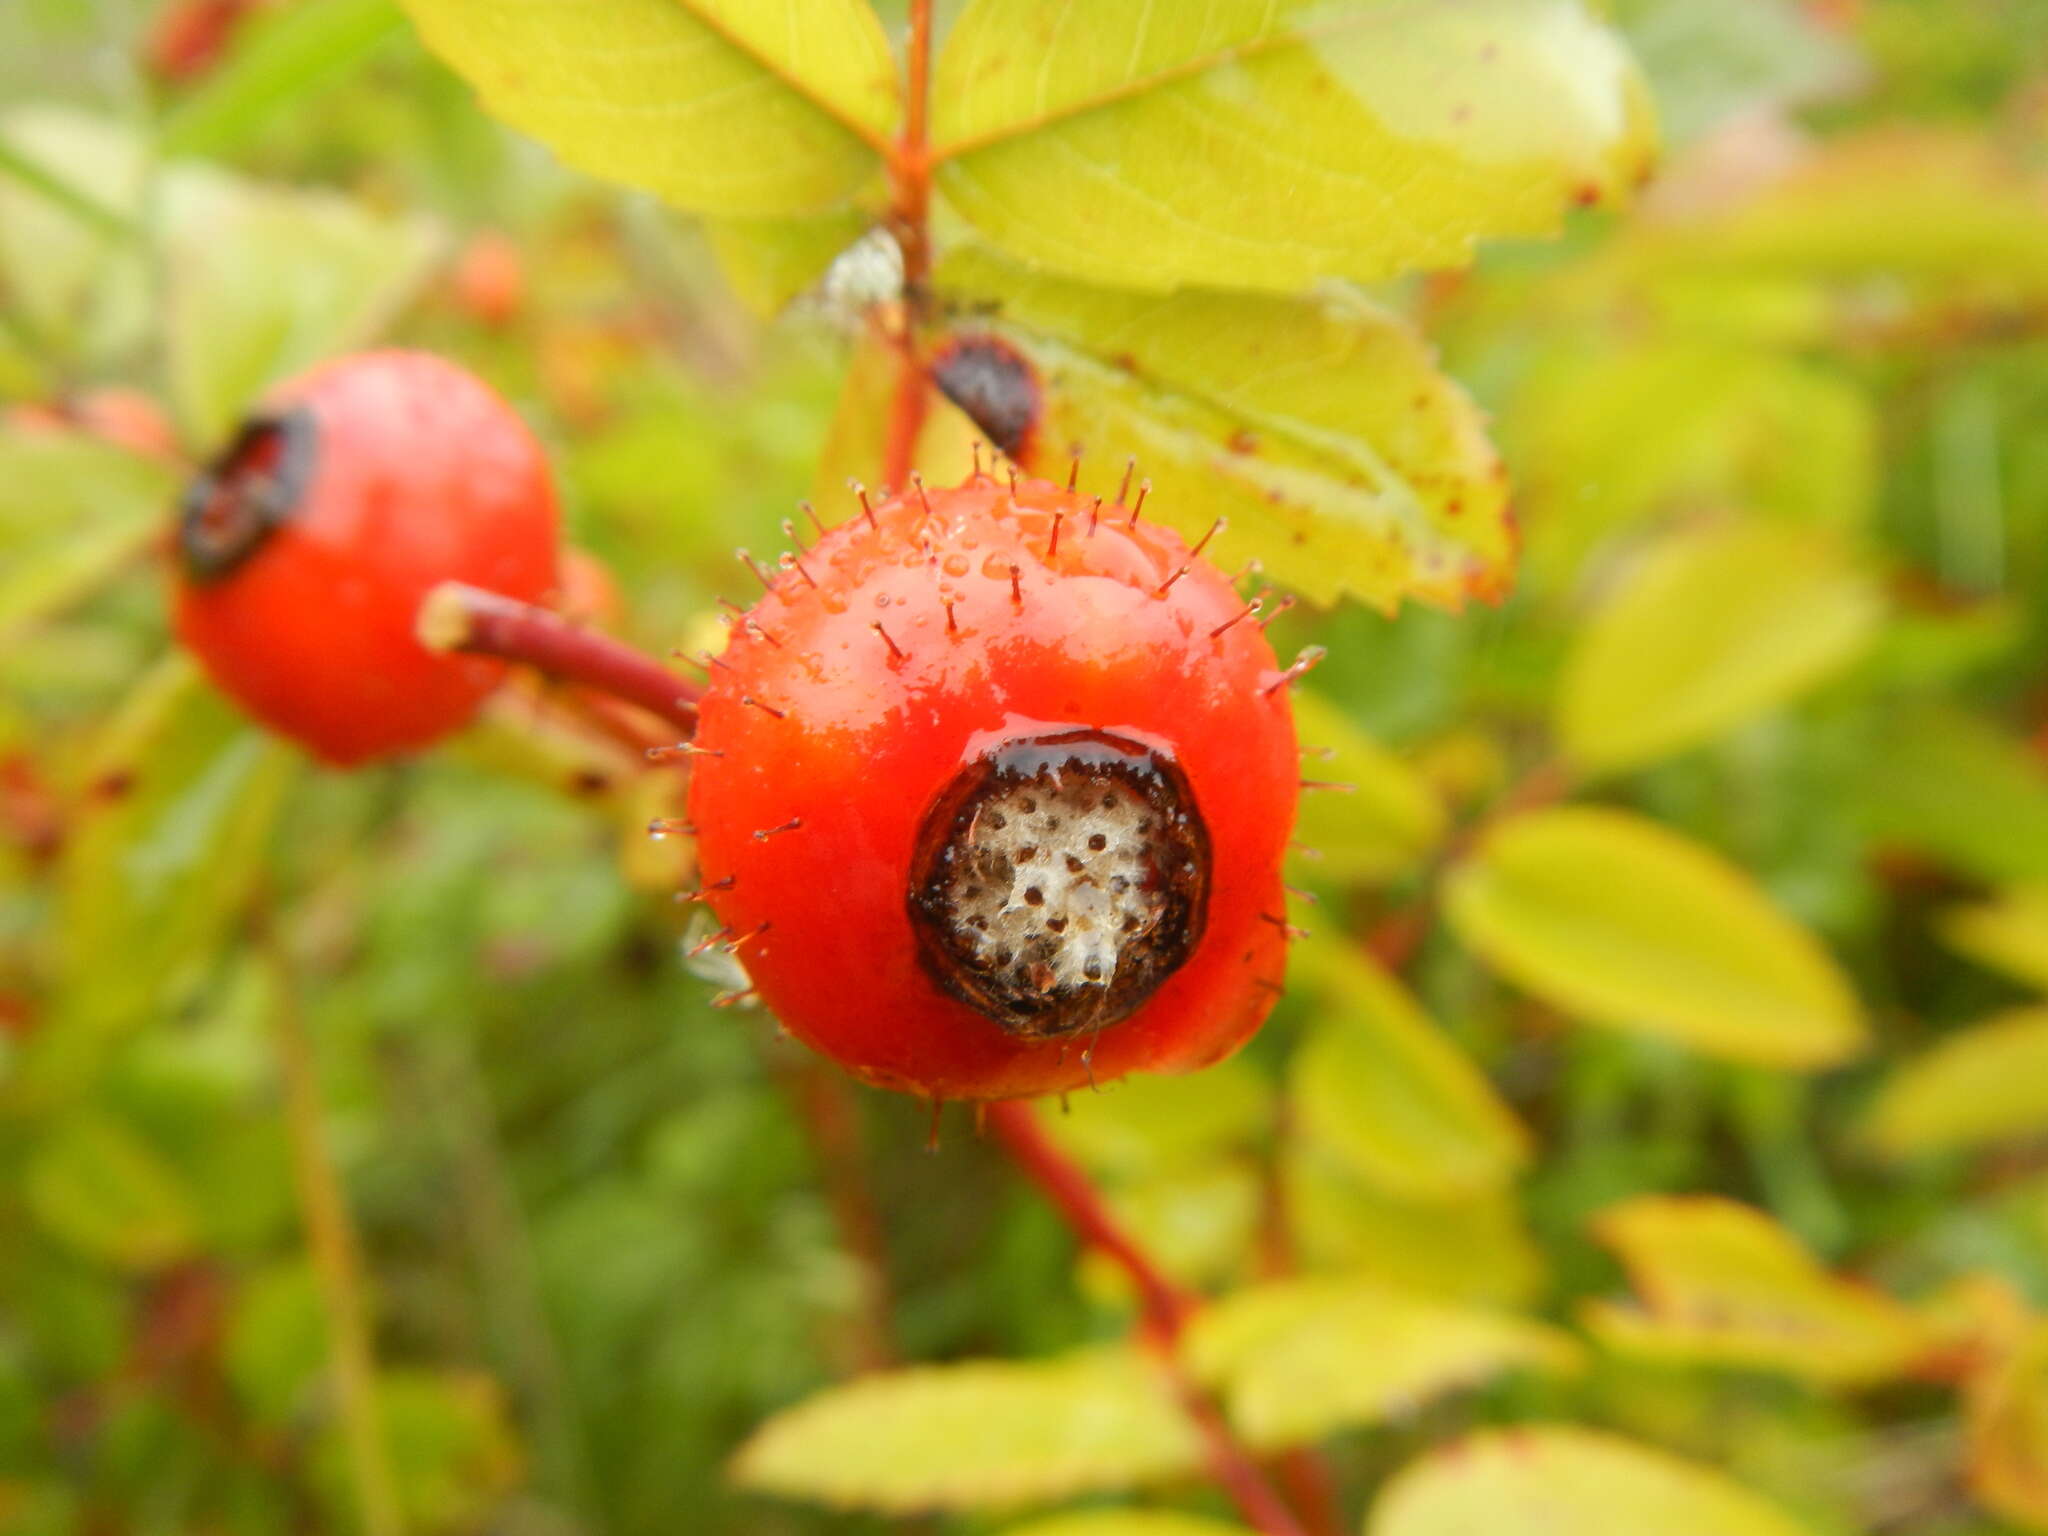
[686,471,1303,1101]
[171,350,560,766]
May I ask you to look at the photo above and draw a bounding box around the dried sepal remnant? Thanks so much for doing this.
[931,333,1041,459]
[175,408,318,582]
[911,729,1209,1039]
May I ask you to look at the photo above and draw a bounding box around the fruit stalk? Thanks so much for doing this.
[984,1101,1308,1536]
[417,582,699,733]
[880,0,934,488]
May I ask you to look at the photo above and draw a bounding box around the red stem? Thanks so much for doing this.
[984,1102,1307,1536]
[786,1060,899,1373]
[881,0,935,490]
[418,582,699,735]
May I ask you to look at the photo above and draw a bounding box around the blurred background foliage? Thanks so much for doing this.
[3,1,2048,1533]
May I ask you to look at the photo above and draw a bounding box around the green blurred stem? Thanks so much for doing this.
[984,1101,1308,1536]
[271,956,404,1536]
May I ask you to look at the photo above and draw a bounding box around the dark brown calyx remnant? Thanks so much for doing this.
[176,407,317,582]
[930,333,1041,459]
[909,729,1209,1040]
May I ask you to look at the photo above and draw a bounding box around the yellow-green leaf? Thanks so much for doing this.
[1037,1057,1269,1182]
[1558,517,1882,774]
[731,1347,1203,1514]
[932,0,1656,293]
[1287,1151,1545,1305]
[998,1517,1253,1536]
[937,247,1513,611]
[1444,807,1866,1068]
[1371,1426,1823,1536]
[1863,1008,2048,1158]
[1288,935,1527,1200]
[1184,1277,1579,1451]
[159,167,443,447]
[1859,706,2048,884]
[24,1111,199,1272]
[20,657,297,1105]
[0,107,148,364]
[396,0,897,217]
[0,430,177,645]
[1941,887,2048,994]
[1505,340,1876,586]
[1290,690,1447,882]
[1584,1195,1927,1384]
[704,206,874,316]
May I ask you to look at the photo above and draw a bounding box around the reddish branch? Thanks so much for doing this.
[880,0,936,490]
[984,1102,1309,1536]
[417,582,699,734]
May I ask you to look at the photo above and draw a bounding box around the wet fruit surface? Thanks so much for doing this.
[686,471,1300,1101]
[171,350,560,767]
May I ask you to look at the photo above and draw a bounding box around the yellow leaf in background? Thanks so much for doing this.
[1648,128,2048,298]
[1286,1152,1546,1308]
[1968,1321,2048,1532]
[1035,1058,1269,1182]
[730,1348,1203,1514]
[23,1111,199,1272]
[1941,887,2048,995]
[998,1516,1253,1536]
[396,0,897,217]
[932,0,1655,293]
[1444,807,1867,1068]
[935,247,1514,613]
[1862,1008,2048,1158]
[1504,340,1876,587]
[1370,1426,1824,1536]
[1185,1277,1580,1451]
[1290,691,1447,884]
[1557,517,1882,775]
[1288,936,1527,1201]
[703,205,876,317]
[1584,1195,1927,1384]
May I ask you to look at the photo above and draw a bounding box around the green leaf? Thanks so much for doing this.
[1859,707,2048,884]
[311,1370,521,1535]
[1286,1153,1546,1305]
[1444,807,1867,1068]
[1615,0,1859,147]
[0,107,149,365]
[158,166,443,447]
[1505,341,1876,586]
[1371,1426,1823,1536]
[159,0,407,158]
[24,1111,200,1272]
[23,657,297,1103]
[395,0,898,217]
[937,247,1514,611]
[1556,517,1882,775]
[1288,935,1527,1200]
[1036,1057,1269,1181]
[703,206,874,316]
[1941,886,2048,994]
[1863,1008,2048,1158]
[0,431,179,645]
[997,1515,1253,1536]
[1290,690,1447,882]
[1584,1195,1927,1383]
[931,0,1656,293]
[730,1347,1203,1514]
[1184,1277,1579,1451]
